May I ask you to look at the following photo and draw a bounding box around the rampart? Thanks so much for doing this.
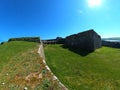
[8,37,40,43]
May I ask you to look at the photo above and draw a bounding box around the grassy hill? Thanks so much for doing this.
[0,41,39,71]
[44,44,120,90]
[0,41,62,90]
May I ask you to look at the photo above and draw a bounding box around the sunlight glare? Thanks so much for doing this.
[88,0,102,8]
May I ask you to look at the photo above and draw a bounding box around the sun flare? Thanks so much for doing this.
[88,0,102,8]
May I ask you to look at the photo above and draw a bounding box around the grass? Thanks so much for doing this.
[44,44,120,90]
[0,41,38,71]
[0,41,63,90]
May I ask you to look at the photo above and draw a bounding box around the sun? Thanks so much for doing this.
[87,0,102,8]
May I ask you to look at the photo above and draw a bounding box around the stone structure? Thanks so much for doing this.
[56,37,65,44]
[102,40,120,48]
[42,37,65,44]
[65,29,102,51]
[42,39,57,44]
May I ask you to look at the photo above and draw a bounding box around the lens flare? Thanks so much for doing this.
[88,0,102,8]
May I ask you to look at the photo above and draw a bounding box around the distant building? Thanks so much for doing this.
[65,29,102,51]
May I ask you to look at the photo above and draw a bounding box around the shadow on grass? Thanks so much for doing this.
[61,45,93,56]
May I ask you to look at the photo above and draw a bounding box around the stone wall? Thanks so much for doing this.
[65,29,101,51]
[102,40,120,48]
[42,37,65,44]
[42,39,57,44]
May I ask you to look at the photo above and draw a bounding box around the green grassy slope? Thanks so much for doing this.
[0,41,38,71]
[0,41,62,90]
[45,44,120,90]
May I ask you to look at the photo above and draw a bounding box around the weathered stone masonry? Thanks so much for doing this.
[65,29,102,51]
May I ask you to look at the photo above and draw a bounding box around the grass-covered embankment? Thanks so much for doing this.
[0,41,38,71]
[44,44,120,90]
[0,41,62,90]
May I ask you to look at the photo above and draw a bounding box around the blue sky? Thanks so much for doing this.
[0,0,120,42]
